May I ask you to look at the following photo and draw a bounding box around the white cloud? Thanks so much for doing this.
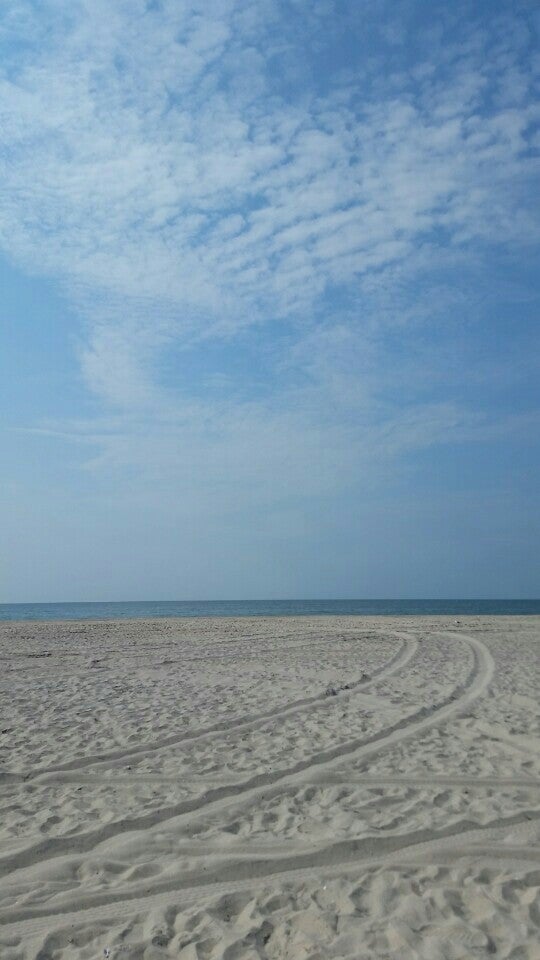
[1,0,538,504]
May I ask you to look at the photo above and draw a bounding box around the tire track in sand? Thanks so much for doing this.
[15,633,417,782]
[1,806,537,934]
[0,633,490,882]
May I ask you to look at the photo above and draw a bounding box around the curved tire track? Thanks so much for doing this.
[17,634,417,782]
[0,633,490,882]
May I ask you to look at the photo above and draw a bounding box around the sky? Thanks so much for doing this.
[1,0,539,602]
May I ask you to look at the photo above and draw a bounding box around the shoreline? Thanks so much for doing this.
[2,611,540,627]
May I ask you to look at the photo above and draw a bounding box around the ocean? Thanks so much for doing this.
[0,599,539,621]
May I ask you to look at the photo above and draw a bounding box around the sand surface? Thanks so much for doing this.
[0,614,539,959]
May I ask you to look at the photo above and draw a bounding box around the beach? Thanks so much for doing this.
[0,614,539,959]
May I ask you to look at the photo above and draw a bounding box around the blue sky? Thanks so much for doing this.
[1,0,539,601]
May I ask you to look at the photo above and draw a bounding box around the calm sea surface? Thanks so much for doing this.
[1,599,539,622]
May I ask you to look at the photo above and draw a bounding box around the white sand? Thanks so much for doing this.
[0,615,539,959]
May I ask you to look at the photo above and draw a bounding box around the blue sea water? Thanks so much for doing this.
[0,599,539,621]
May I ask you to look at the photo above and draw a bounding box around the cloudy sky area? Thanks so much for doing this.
[1,0,539,601]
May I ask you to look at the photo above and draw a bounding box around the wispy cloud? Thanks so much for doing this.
[1,0,539,503]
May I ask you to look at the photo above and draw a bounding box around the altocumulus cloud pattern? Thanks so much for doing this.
[1,0,539,599]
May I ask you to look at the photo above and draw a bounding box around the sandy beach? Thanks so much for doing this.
[0,615,539,959]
